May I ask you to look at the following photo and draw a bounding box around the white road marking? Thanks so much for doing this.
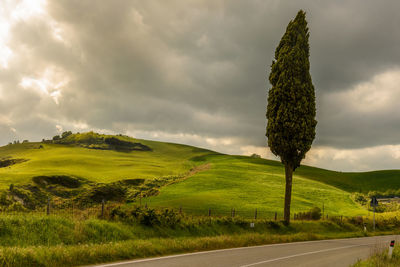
[92,236,392,267]
[240,243,373,267]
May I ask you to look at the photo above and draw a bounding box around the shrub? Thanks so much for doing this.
[110,206,182,227]
[353,192,368,205]
[104,137,151,151]
[297,207,322,220]
[0,191,11,206]
[6,202,27,212]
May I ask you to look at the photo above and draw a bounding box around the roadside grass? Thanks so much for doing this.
[0,233,365,267]
[353,241,400,267]
[0,213,398,267]
[0,213,366,247]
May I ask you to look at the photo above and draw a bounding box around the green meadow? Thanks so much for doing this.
[0,139,204,187]
[146,154,365,217]
[0,132,399,216]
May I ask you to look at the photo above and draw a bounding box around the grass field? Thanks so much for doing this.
[0,138,207,187]
[146,154,366,217]
[1,132,399,216]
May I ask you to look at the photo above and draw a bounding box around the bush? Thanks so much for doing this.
[310,207,322,220]
[0,191,11,206]
[104,137,151,151]
[6,202,27,212]
[297,207,321,220]
[353,192,368,205]
[110,206,182,227]
[80,183,127,203]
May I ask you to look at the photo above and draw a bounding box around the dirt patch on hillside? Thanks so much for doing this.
[185,163,211,178]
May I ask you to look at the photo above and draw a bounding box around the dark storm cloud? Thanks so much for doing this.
[1,0,400,170]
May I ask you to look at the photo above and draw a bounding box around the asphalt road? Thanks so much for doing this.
[93,235,399,267]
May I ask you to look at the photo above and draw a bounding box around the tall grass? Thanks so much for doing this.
[353,243,400,267]
[0,213,398,267]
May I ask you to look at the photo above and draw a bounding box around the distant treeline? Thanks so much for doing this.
[42,131,152,152]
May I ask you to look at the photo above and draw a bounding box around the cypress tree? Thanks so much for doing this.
[266,10,317,224]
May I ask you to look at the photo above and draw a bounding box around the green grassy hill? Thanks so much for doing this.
[147,154,365,217]
[0,132,399,216]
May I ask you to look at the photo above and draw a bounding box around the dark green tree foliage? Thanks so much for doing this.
[266,10,317,224]
[61,131,73,139]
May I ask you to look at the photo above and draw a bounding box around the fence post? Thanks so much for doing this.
[231,208,233,218]
[208,208,211,217]
[179,206,182,214]
[254,208,257,220]
[373,205,376,231]
[46,197,50,215]
[274,212,277,221]
[233,208,235,218]
[101,199,105,218]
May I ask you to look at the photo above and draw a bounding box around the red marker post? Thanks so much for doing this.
[389,240,395,258]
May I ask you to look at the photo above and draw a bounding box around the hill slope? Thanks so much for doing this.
[147,154,366,217]
[0,132,398,216]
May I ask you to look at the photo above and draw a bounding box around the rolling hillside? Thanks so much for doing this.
[0,132,398,216]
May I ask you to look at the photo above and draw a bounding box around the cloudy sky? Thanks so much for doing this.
[1,0,400,172]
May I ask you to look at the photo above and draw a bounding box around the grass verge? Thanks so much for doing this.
[353,240,400,267]
[0,213,398,267]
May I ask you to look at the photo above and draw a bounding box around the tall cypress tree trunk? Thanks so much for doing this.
[284,163,293,224]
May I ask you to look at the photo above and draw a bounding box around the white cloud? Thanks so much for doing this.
[49,20,65,43]
[10,0,46,21]
[303,145,400,172]
[55,124,63,132]
[0,46,12,69]
[19,66,68,105]
[326,68,400,114]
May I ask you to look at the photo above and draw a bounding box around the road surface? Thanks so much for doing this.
[93,235,398,267]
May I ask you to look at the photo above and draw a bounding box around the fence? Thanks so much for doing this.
[0,200,122,219]
[0,199,351,222]
[145,204,348,221]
